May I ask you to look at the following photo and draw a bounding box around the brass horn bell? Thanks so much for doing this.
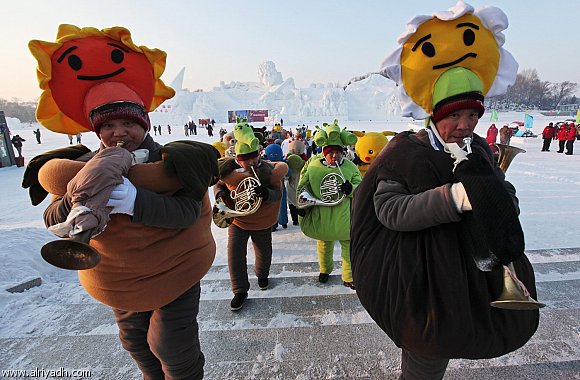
[41,229,100,270]
[490,264,545,310]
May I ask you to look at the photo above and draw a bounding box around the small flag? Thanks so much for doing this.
[490,109,499,122]
[576,109,580,124]
[524,113,534,129]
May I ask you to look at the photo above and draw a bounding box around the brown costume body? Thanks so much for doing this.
[39,158,215,312]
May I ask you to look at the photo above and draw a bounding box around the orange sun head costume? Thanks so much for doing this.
[380,1,517,120]
[29,24,175,135]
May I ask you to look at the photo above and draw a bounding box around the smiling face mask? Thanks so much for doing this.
[29,24,175,134]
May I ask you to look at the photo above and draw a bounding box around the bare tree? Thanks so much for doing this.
[552,81,578,107]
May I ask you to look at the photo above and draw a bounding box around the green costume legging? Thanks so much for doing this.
[316,240,352,282]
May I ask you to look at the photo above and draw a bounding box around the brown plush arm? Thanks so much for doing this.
[38,159,183,196]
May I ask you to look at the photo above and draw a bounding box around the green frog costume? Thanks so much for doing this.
[298,120,361,285]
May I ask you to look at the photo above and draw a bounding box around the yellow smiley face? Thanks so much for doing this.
[400,13,499,114]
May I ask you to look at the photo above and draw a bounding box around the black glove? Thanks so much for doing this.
[453,152,495,179]
[339,180,353,195]
[215,191,227,202]
[254,185,270,201]
[297,208,306,217]
[454,153,524,269]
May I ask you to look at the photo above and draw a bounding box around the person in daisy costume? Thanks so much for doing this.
[297,120,361,289]
[350,2,539,379]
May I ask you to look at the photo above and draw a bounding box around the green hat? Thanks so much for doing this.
[432,67,485,123]
[233,118,259,156]
[313,119,357,148]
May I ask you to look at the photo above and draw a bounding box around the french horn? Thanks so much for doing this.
[297,171,345,209]
[462,139,543,310]
[213,167,262,228]
[490,143,544,310]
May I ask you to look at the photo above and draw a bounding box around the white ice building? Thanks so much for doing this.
[149,61,401,126]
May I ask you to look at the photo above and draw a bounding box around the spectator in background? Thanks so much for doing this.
[67,134,74,144]
[11,134,25,157]
[34,128,42,144]
[219,127,227,141]
[167,124,172,135]
[541,122,554,151]
[499,124,511,145]
[76,133,82,144]
[557,123,568,153]
[486,123,498,144]
[565,122,576,155]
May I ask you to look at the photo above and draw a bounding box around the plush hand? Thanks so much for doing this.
[450,182,472,212]
[339,180,353,195]
[106,177,137,215]
[254,185,269,201]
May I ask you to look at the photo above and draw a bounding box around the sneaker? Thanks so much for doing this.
[292,220,299,226]
[319,273,330,283]
[343,281,355,290]
[282,224,288,229]
[271,225,278,232]
[230,293,248,311]
[258,277,269,290]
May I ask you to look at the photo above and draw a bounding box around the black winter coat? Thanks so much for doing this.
[351,130,539,359]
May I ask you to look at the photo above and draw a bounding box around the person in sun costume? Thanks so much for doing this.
[23,24,219,379]
[349,3,540,379]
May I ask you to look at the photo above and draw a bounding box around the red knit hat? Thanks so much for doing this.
[89,102,151,136]
[432,92,485,123]
[323,145,343,156]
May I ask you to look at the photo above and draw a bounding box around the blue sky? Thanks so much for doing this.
[2,0,579,102]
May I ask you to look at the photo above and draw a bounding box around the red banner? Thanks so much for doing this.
[248,110,268,122]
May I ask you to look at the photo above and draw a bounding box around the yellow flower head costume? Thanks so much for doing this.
[29,24,175,135]
[379,0,517,120]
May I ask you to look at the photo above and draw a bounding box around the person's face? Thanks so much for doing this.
[434,108,479,145]
[324,148,343,166]
[99,119,146,151]
[237,156,260,170]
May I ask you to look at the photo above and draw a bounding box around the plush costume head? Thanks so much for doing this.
[264,143,284,162]
[288,139,306,156]
[233,118,260,160]
[286,154,305,172]
[313,120,357,152]
[29,24,175,135]
[379,1,517,120]
[353,131,395,164]
[211,141,228,158]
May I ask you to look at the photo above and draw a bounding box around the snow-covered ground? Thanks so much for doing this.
[1,111,579,338]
